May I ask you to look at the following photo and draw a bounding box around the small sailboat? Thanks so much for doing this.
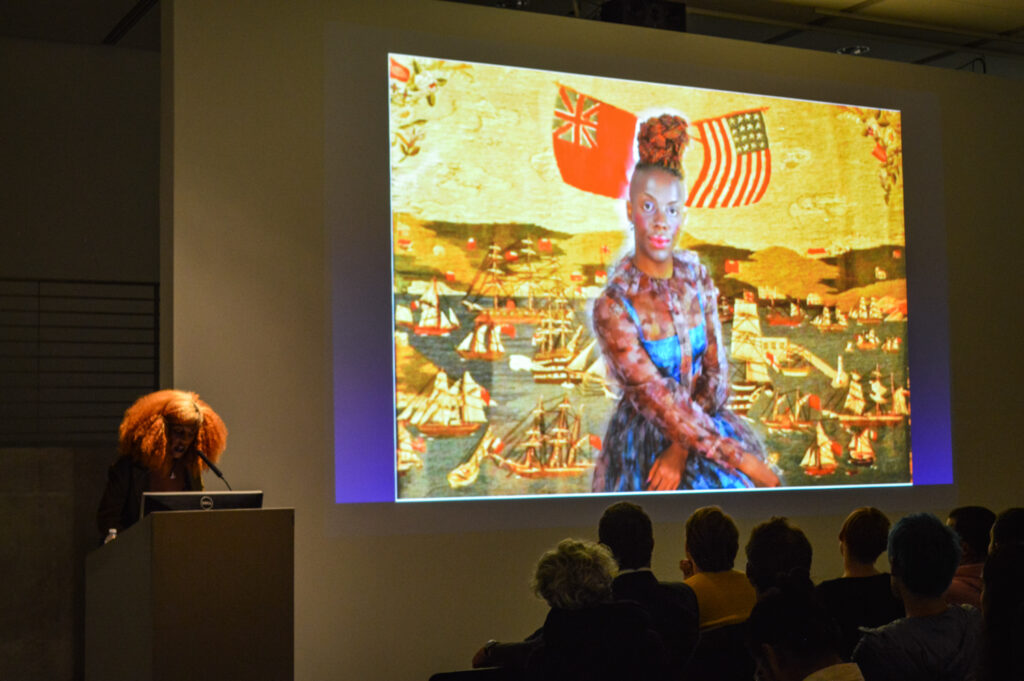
[456,323,505,360]
[413,278,460,336]
[849,429,876,466]
[396,421,424,475]
[801,422,839,475]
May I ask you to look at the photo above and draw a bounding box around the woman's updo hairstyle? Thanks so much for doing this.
[635,114,690,179]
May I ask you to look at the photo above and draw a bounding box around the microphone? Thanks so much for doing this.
[196,450,233,490]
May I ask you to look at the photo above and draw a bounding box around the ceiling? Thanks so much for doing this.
[0,0,1022,79]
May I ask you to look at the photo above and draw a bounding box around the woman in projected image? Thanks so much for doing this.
[591,114,779,492]
[96,390,228,542]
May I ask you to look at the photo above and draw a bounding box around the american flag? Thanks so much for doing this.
[687,109,771,208]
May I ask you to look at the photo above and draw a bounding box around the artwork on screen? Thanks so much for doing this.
[388,53,912,501]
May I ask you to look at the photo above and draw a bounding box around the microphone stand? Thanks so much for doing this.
[196,450,233,490]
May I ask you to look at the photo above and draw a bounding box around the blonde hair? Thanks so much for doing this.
[118,390,228,478]
[532,539,616,610]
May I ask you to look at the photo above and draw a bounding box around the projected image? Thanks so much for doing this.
[389,54,909,499]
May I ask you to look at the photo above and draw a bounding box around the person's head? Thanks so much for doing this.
[991,507,1024,552]
[598,502,654,570]
[532,538,617,610]
[980,543,1024,680]
[947,505,996,563]
[888,513,961,599]
[118,389,228,476]
[685,506,739,573]
[745,583,843,681]
[745,517,813,595]
[628,114,689,276]
[839,506,891,566]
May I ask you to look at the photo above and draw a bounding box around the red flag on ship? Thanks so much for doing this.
[808,394,822,411]
[589,434,603,450]
[807,247,826,256]
[389,58,410,82]
[466,237,476,250]
[551,85,638,199]
[743,290,756,303]
[724,259,740,274]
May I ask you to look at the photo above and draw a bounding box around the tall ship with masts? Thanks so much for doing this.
[397,369,489,437]
[729,298,771,416]
[801,421,839,476]
[446,395,596,486]
[411,278,461,336]
[461,240,557,325]
[456,323,505,360]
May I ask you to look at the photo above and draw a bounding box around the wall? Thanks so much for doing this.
[0,36,158,681]
[0,37,159,282]
[166,2,1024,680]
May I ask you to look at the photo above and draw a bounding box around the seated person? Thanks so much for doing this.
[746,580,864,681]
[816,507,904,660]
[745,516,813,597]
[990,507,1024,551]
[978,542,1024,681]
[679,506,756,629]
[944,505,996,608]
[598,502,699,675]
[681,506,757,681]
[524,539,669,681]
[96,390,228,542]
[852,513,982,681]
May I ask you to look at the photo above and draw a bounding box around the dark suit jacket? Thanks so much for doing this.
[95,454,201,542]
[612,570,700,678]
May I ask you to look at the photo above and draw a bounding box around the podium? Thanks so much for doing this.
[85,508,294,681]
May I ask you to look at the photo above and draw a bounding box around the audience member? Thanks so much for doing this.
[681,506,757,681]
[745,516,813,596]
[944,505,996,608]
[597,502,699,676]
[746,580,864,681]
[521,538,669,681]
[852,513,982,681]
[680,506,757,629]
[990,507,1024,551]
[979,542,1024,681]
[816,507,904,660]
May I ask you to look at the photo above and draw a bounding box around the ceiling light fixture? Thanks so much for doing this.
[837,45,871,56]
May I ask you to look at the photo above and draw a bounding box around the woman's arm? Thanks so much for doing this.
[691,263,729,414]
[593,293,722,454]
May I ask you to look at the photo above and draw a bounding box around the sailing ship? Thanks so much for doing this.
[495,396,596,478]
[767,301,804,327]
[855,329,881,350]
[823,371,907,427]
[446,395,596,486]
[412,278,461,336]
[729,298,771,414]
[800,421,839,475]
[397,369,488,437]
[456,323,505,360]
[761,389,816,433]
[396,421,424,474]
[810,306,848,332]
[849,297,883,325]
[881,336,902,353]
[461,241,552,325]
[848,428,876,466]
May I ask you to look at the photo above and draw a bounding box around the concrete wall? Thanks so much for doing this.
[166,2,1024,680]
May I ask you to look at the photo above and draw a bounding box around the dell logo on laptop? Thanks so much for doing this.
[200,495,214,510]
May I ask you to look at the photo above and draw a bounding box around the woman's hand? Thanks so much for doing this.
[709,438,780,487]
[647,441,688,491]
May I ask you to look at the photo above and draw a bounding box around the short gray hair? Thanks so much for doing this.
[532,538,616,610]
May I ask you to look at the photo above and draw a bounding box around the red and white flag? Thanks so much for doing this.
[551,85,638,199]
[687,109,771,208]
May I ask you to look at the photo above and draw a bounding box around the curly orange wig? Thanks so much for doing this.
[118,390,228,478]
[636,114,690,178]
